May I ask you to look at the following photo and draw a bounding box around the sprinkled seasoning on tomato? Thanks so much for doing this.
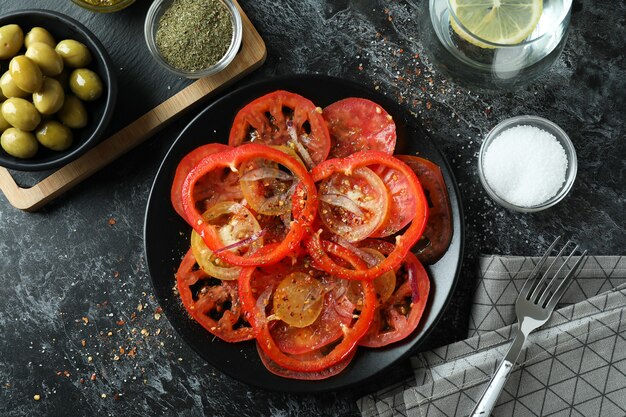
[176,249,254,343]
[181,144,318,267]
[229,91,331,168]
[238,242,376,372]
[304,150,428,281]
[323,97,396,159]
[356,240,430,347]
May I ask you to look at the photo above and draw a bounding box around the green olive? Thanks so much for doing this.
[9,55,44,93]
[55,40,92,68]
[24,27,55,49]
[0,71,29,99]
[35,120,73,151]
[1,127,38,158]
[0,24,24,60]
[69,68,103,101]
[1,97,41,131]
[25,42,64,76]
[33,78,65,115]
[57,95,88,129]
[0,110,10,133]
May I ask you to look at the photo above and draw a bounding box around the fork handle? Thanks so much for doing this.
[470,330,526,417]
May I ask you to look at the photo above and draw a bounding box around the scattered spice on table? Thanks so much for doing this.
[155,0,234,71]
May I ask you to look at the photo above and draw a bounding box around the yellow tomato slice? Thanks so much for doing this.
[272,272,325,328]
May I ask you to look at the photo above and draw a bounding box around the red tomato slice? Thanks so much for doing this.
[304,150,428,281]
[358,243,430,347]
[270,278,354,355]
[176,249,254,343]
[256,343,356,380]
[318,166,390,242]
[228,91,331,168]
[181,144,318,267]
[171,143,235,218]
[369,164,418,237]
[244,247,357,355]
[396,155,453,264]
[238,242,376,372]
[323,98,396,159]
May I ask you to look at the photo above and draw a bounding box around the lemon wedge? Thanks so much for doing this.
[450,0,543,48]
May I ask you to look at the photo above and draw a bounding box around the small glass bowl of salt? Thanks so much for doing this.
[478,115,577,212]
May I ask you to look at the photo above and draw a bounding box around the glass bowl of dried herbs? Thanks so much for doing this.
[144,0,242,79]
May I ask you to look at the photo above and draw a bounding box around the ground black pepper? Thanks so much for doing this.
[155,0,234,72]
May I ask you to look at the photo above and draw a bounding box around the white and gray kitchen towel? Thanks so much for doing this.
[358,255,626,417]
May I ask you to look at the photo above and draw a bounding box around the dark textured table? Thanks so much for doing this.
[1,1,624,416]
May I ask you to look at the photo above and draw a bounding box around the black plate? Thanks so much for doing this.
[144,75,464,393]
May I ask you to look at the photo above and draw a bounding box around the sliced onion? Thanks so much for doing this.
[332,236,380,267]
[333,284,346,300]
[256,286,274,323]
[334,302,354,319]
[319,194,364,217]
[408,261,420,303]
[214,228,267,255]
[287,121,315,169]
[240,167,293,182]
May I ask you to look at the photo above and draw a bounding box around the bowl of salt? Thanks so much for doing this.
[478,115,577,212]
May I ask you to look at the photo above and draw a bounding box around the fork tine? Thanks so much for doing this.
[537,244,579,306]
[519,236,562,298]
[544,251,588,311]
[530,239,574,302]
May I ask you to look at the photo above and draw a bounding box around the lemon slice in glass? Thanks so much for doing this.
[450,0,543,48]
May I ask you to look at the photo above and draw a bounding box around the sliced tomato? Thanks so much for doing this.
[256,343,356,380]
[369,164,417,237]
[190,201,263,280]
[244,245,358,355]
[171,143,234,218]
[358,245,430,347]
[318,166,390,242]
[176,249,254,343]
[323,98,396,159]
[304,150,428,281]
[228,91,331,168]
[238,242,376,372]
[239,157,297,216]
[270,277,355,355]
[396,155,453,264]
[181,144,318,267]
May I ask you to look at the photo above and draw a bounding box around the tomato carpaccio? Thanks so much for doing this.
[170,90,453,380]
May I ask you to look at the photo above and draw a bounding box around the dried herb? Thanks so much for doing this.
[155,0,234,72]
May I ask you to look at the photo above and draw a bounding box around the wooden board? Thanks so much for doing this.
[0,1,266,212]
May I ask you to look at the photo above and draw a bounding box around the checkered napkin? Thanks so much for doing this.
[357,255,626,417]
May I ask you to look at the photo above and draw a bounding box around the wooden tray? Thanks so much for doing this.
[0,1,266,212]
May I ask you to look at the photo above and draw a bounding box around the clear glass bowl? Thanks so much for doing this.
[478,115,577,212]
[72,0,136,13]
[144,0,242,79]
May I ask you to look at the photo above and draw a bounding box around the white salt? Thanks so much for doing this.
[482,125,568,207]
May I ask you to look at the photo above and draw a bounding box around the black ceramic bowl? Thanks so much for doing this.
[0,9,117,171]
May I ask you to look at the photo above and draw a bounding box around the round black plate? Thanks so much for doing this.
[144,75,464,393]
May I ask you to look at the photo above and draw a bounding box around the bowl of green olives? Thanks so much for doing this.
[0,9,117,171]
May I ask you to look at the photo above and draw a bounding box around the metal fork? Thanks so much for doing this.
[470,236,588,417]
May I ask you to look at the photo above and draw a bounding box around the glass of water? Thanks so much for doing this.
[427,0,572,89]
